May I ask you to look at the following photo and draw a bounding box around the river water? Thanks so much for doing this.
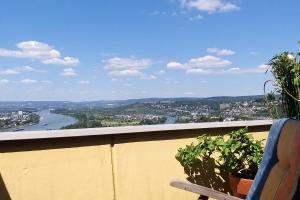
[9,112,174,132]
[165,116,177,124]
[11,110,77,132]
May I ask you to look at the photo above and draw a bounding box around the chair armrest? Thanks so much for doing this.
[170,179,243,200]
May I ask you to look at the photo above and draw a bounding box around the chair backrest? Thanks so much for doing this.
[247,119,300,200]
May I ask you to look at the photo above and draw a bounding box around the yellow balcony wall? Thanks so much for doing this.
[0,137,114,200]
[0,120,272,200]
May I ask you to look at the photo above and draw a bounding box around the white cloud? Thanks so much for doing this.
[0,79,10,85]
[11,79,52,84]
[187,55,232,68]
[167,55,232,72]
[228,67,240,71]
[79,80,91,84]
[20,79,38,84]
[0,69,20,75]
[61,68,77,76]
[186,68,213,74]
[140,75,157,80]
[167,62,185,69]
[103,56,153,77]
[157,70,166,75]
[0,41,79,66]
[224,65,269,74]
[219,2,240,12]
[167,54,268,75]
[109,69,144,76]
[186,64,269,75]
[180,0,239,13]
[189,14,203,21]
[40,80,53,84]
[207,48,235,56]
[42,56,79,66]
[0,66,47,75]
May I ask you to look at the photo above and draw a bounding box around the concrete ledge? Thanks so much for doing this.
[0,120,273,141]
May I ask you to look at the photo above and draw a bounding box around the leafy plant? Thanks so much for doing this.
[176,135,223,171]
[265,41,300,119]
[217,128,264,179]
[264,91,280,119]
[176,128,264,179]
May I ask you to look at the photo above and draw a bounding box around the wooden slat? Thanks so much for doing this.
[170,180,243,200]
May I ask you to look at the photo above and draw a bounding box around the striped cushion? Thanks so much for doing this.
[247,119,300,200]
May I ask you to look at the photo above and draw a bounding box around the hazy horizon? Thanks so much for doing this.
[0,94,267,102]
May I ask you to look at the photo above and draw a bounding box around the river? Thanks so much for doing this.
[11,110,77,132]
[165,116,177,124]
[9,113,174,132]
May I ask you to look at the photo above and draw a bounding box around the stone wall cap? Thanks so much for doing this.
[0,120,273,141]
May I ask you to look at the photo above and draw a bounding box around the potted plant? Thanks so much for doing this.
[265,41,300,119]
[175,128,264,198]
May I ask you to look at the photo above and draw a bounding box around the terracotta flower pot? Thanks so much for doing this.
[229,174,253,198]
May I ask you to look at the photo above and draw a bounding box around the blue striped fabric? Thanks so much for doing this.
[246,118,289,200]
[292,175,300,200]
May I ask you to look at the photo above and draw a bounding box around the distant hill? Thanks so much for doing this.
[0,95,265,111]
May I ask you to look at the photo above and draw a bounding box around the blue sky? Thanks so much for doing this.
[0,0,299,101]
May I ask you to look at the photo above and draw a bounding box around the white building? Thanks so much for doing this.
[18,111,23,119]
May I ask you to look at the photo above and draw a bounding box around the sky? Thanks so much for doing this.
[0,0,299,101]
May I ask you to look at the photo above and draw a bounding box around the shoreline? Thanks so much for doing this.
[1,110,77,132]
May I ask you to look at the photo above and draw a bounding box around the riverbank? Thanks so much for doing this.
[0,112,40,132]
[53,109,175,129]
[3,110,77,132]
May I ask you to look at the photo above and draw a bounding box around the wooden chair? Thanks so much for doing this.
[170,119,300,200]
